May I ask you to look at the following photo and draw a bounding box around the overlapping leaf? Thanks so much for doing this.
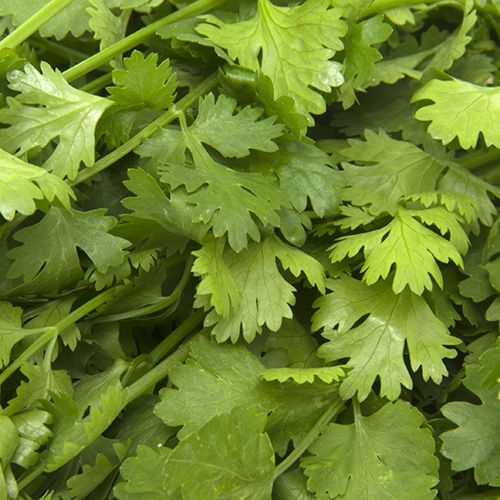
[198,0,346,118]
[0,63,111,179]
[313,276,460,400]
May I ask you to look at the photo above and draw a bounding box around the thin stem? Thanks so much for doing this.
[458,149,500,170]
[30,36,89,64]
[272,397,344,481]
[150,311,205,365]
[124,336,197,405]
[62,0,227,82]
[0,0,76,51]
[71,72,218,186]
[0,287,119,386]
[80,72,113,94]
[92,257,195,325]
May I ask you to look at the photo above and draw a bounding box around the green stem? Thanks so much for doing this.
[0,0,76,51]
[0,287,119,386]
[30,36,89,64]
[71,72,218,186]
[150,311,205,365]
[361,0,459,17]
[458,149,500,170]
[124,336,197,405]
[80,72,113,94]
[272,397,344,481]
[62,0,227,83]
[92,257,194,325]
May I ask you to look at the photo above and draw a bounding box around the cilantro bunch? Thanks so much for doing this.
[0,0,498,498]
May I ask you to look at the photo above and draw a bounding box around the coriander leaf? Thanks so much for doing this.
[45,361,129,471]
[192,236,240,319]
[340,129,446,214]
[188,93,283,157]
[6,363,72,416]
[8,207,129,294]
[0,149,74,220]
[313,276,460,401]
[0,302,40,368]
[197,235,324,342]
[339,15,393,108]
[154,336,276,439]
[301,401,439,499]
[155,336,338,454]
[257,140,343,218]
[412,78,500,149]
[260,366,345,384]
[330,208,464,294]
[164,407,275,500]
[274,469,314,500]
[197,0,346,118]
[441,354,500,486]
[0,63,111,180]
[88,0,129,52]
[107,51,178,110]
[122,167,207,243]
[114,445,172,500]
[0,0,91,39]
[422,4,476,73]
[10,410,52,468]
[157,128,288,252]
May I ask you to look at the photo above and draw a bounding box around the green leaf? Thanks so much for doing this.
[0,302,40,369]
[45,361,129,471]
[197,0,346,118]
[258,140,343,218]
[196,235,324,342]
[88,0,129,51]
[441,344,500,486]
[155,336,338,454]
[339,15,393,108]
[313,276,460,401]
[192,236,240,319]
[413,78,500,149]
[0,63,111,180]
[188,93,283,157]
[330,208,464,294]
[164,407,275,499]
[5,362,72,415]
[158,127,288,252]
[0,149,74,221]
[301,401,439,499]
[122,167,206,243]
[260,366,345,384]
[10,410,52,468]
[107,50,178,109]
[8,207,129,293]
[340,130,446,214]
[0,0,92,39]
[115,445,172,500]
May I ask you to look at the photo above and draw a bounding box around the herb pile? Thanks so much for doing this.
[0,0,499,498]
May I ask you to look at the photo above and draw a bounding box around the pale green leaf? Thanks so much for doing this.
[260,366,345,384]
[197,235,324,342]
[8,207,129,293]
[301,401,439,499]
[164,407,275,500]
[413,78,500,149]
[313,276,460,401]
[197,0,346,118]
[0,63,111,179]
[329,208,463,294]
[0,148,73,220]
[107,50,178,109]
[188,93,283,157]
